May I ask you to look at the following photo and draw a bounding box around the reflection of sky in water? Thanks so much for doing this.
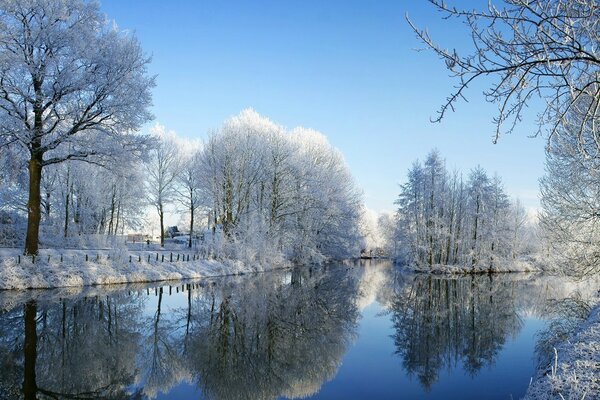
[309,302,548,400]
[0,263,589,400]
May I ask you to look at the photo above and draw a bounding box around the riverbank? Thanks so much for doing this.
[524,298,600,399]
[0,248,289,290]
[404,258,540,274]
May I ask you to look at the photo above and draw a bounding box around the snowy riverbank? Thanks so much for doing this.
[404,258,541,274]
[0,248,289,290]
[524,300,600,399]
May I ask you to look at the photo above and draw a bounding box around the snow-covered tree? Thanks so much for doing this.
[408,0,600,145]
[176,146,204,248]
[540,123,600,275]
[196,109,363,263]
[0,0,154,255]
[394,150,522,270]
[145,125,182,247]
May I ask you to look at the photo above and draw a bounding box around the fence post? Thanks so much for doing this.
[170,253,173,262]
[129,255,132,263]
[156,253,159,261]
[138,255,141,262]
[177,254,180,262]
[18,255,20,264]
[148,254,151,263]
[161,254,164,262]
[47,255,50,263]
[85,254,88,262]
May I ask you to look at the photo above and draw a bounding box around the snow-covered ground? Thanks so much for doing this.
[0,247,289,290]
[406,258,540,274]
[524,298,600,399]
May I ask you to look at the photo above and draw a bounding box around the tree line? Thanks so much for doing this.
[409,0,600,275]
[0,109,363,264]
[392,150,532,271]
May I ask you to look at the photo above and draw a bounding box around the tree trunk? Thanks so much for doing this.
[159,202,165,247]
[471,195,480,270]
[23,300,38,400]
[189,202,194,248]
[64,174,71,239]
[25,154,43,255]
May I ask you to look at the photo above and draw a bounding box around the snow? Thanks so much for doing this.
[524,299,600,399]
[403,257,540,274]
[0,247,289,290]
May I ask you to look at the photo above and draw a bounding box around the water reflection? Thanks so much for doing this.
[0,264,597,399]
[0,266,361,399]
[389,274,523,390]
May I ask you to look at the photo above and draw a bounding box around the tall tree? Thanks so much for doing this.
[145,125,182,247]
[0,0,154,254]
[176,147,203,248]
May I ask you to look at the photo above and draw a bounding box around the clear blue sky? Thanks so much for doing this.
[101,0,545,213]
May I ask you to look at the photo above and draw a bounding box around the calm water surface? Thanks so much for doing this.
[0,261,586,399]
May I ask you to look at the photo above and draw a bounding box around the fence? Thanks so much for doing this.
[12,251,204,265]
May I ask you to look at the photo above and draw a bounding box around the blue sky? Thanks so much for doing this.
[101,0,545,213]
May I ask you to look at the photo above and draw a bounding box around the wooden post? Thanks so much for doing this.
[161,254,164,262]
[85,254,88,262]
[170,253,173,262]
[156,253,159,261]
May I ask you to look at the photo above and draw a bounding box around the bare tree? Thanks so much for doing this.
[407,1,600,145]
[145,125,182,247]
[176,148,204,248]
[0,0,154,255]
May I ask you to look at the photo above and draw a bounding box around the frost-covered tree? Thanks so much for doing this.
[408,0,600,145]
[145,125,182,247]
[176,147,204,248]
[394,150,521,270]
[540,124,600,274]
[0,0,154,255]
[197,110,363,263]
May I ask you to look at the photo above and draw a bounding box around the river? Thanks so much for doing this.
[0,260,592,399]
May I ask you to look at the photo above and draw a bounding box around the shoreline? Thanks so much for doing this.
[0,247,291,290]
[397,260,540,275]
[524,299,600,399]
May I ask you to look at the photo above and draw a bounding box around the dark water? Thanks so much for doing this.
[0,261,588,399]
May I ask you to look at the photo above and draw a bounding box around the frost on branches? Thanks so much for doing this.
[197,109,363,264]
[392,150,536,273]
[0,0,154,255]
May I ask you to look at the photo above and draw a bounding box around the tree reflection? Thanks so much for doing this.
[390,274,523,390]
[0,266,361,400]
[186,266,361,400]
[0,293,145,399]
